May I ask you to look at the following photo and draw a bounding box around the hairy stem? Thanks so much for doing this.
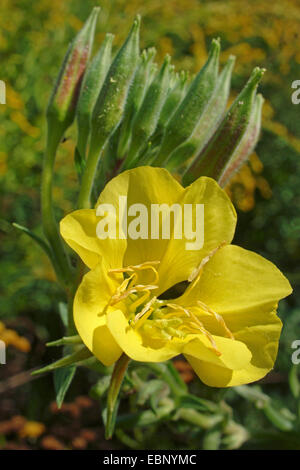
[41,126,73,287]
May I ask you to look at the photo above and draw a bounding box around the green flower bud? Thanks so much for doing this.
[78,16,140,208]
[148,62,158,84]
[124,55,173,168]
[166,56,235,172]
[152,38,220,166]
[94,124,122,195]
[76,33,114,160]
[117,47,157,159]
[150,70,189,149]
[218,93,264,187]
[89,16,140,157]
[96,50,157,190]
[182,67,265,186]
[47,7,100,137]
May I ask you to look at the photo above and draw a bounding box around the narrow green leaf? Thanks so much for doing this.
[136,379,167,406]
[166,361,188,394]
[263,402,295,432]
[234,385,269,405]
[54,366,76,408]
[173,408,224,429]
[146,361,188,396]
[12,223,53,261]
[179,393,219,413]
[47,335,82,347]
[58,302,68,328]
[103,399,120,439]
[90,375,111,399]
[32,346,92,376]
[202,429,221,450]
[289,364,300,399]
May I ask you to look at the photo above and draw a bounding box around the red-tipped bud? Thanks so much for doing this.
[47,7,100,137]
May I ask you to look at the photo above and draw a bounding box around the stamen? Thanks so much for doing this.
[166,304,221,355]
[133,296,157,323]
[188,242,227,282]
[130,290,152,313]
[117,273,137,293]
[104,261,160,318]
[104,260,226,359]
[109,261,160,274]
[167,303,190,317]
[197,300,234,340]
[110,284,158,306]
[136,308,154,328]
[137,264,159,285]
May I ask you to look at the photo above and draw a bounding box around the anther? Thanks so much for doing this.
[197,300,234,340]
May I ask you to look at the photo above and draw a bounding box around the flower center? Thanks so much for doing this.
[107,260,234,356]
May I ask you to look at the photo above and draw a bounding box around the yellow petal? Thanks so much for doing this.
[174,245,291,386]
[73,261,122,366]
[183,334,252,370]
[60,169,130,269]
[122,166,184,270]
[61,169,236,292]
[95,169,130,268]
[60,209,103,269]
[186,311,282,387]
[177,244,292,320]
[106,309,182,362]
[101,168,231,293]
[157,176,237,294]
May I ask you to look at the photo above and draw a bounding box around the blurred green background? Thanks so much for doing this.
[0,0,300,450]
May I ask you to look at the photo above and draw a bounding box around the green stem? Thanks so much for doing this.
[76,126,89,163]
[67,284,76,335]
[106,353,131,439]
[41,124,73,287]
[77,138,106,209]
[66,262,83,335]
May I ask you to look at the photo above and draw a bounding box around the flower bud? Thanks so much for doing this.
[166,56,235,172]
[152,38,220,166]
[78,16,140,208]
[124,55,173,168]
[151,70,189,149]
[182,67,265,185]
[89,16,140,158]
[117,47,156,159]
[218,93,264,187]
[76,33,114,159]
[47,7,100,137]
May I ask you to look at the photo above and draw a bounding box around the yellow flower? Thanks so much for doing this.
[60,167,292,387]
[19,421,46,439]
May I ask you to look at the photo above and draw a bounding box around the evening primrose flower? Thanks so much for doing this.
[60,167,291,387]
